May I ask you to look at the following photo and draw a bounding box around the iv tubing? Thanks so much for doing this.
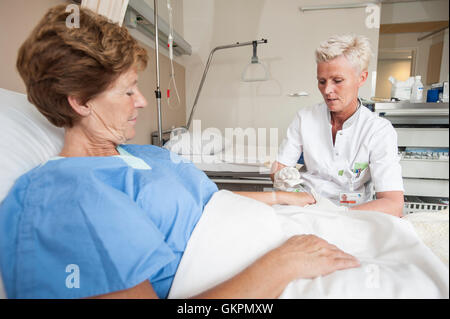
[167,0,180,108]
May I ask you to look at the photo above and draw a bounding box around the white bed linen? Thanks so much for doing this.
[168,190,449,299]
[165,132,277,173]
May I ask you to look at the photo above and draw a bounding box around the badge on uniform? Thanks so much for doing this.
[338,162,368,208]
[339,192,364,207]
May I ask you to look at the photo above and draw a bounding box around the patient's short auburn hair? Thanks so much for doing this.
[17,4,148,127]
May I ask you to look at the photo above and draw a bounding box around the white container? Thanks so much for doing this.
[389,76,414,100]
[410,75,424,103]
[443,81,449,103]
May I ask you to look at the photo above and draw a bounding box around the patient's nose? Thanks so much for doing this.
[135,89,147,109]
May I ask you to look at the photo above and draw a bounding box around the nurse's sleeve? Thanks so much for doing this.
[17,179,176,299]
[369,123,404,193]
[277,112,303,167]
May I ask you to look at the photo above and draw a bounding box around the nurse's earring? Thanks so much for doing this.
[67,96,91,117]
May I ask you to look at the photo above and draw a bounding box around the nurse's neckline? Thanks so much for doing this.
[328,98,361,129]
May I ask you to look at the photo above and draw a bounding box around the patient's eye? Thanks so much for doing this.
[126,91,134,96]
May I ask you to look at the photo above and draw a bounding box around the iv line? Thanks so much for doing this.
[167,0,181,108]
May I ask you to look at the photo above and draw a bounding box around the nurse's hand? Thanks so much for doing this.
[278,191,316,206]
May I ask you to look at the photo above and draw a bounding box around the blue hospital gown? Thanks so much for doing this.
[0,144,218,298]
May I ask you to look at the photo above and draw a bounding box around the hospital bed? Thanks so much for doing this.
[163,134,276,191]
[0,87,448,299]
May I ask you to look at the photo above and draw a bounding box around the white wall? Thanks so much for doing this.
[440,28,449,83]
[380,0,449,24]
[182,0,380,145]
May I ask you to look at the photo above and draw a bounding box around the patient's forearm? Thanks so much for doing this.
[192,249,291,299]
[234,191,280,205]
[234,191,315,207]
[193,234,359,299]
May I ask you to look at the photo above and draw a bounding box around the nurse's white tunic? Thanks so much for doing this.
[277,102,404,205]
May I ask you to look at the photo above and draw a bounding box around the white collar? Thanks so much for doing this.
[115,146,152,170]
[326,98,362,129]
[44,146,152,170]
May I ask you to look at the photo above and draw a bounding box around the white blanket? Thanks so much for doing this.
[168,190,449,299]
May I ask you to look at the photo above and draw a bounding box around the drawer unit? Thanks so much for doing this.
[375,102,449,213]
[403,177,449,197]
[396,127,449,148]
[399,158,449,179]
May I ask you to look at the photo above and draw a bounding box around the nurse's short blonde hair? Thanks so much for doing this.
[315,34,372,73]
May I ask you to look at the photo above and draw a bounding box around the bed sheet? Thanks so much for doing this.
[168,190,449,299]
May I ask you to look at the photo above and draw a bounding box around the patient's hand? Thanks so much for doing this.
[272,235,360,279]
[278,191,316,207]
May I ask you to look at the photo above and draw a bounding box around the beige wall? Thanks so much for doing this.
[0,0,186,145]
[378,32,445,87]
[0,0,67,93]
[380,0,449,24]
[130,40,186,145]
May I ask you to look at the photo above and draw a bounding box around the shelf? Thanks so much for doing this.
[375,102,449,125]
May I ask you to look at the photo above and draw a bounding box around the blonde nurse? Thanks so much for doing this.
[271,34,404,217]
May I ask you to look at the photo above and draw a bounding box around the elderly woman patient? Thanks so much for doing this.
[0,5,359,299]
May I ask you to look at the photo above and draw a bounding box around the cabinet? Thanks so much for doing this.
[375,102,449,213]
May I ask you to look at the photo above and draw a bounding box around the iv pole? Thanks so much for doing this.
[151,1,268,142]
[153,0,163,146]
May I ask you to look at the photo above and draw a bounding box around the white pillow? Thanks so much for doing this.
[0,88,64,299]
[0,88,64,204]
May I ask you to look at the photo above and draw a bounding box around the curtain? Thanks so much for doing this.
[81,0,130,26]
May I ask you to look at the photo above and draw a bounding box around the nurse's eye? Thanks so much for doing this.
[126,91,134,96]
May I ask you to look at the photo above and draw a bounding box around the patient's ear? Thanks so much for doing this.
[67,96,91,117]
